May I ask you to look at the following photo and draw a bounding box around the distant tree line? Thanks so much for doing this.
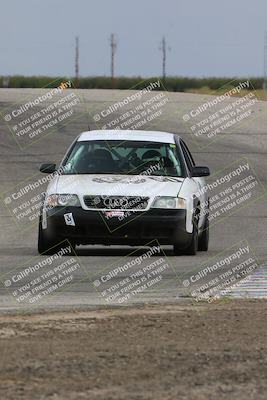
[0,76,263,91]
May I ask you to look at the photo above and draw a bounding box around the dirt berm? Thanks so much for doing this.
[0,299,266,400]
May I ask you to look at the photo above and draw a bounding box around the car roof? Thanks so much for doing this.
[77,130,179,144]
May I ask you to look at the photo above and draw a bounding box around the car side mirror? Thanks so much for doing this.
[191,166,210,177]
[39,163,56,174]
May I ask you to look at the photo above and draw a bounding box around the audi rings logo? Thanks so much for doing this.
[103,197,128,209]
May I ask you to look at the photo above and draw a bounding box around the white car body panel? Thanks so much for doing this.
[43,130,209,237]
[77,130,176,144]
[46,174,184,211]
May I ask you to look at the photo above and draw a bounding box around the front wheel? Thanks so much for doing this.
[198,217,209,251]
[38,218,75,255]
[38,222,56,255]
[173,225,198,256]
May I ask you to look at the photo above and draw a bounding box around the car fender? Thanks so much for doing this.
[179,178,199,233]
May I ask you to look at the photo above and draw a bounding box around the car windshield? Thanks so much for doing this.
[61,140,185,177]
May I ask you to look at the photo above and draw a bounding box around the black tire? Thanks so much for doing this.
[184,224,198,255]
[173,243,182,256]
[38,217,75,255]
[38,221,56,255]
[198,217,209,251]
[173,225,198,256]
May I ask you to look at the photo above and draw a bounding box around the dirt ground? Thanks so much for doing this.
[0,300,267,400]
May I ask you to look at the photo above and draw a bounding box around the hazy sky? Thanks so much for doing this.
[1,0,267,77]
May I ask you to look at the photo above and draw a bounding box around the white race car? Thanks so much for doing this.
[38,130,210,255]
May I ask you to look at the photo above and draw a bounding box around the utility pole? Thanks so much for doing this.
[75,36,79,88]
[159,36,170,82]
[110,33,117,88]
[264,32,267,91]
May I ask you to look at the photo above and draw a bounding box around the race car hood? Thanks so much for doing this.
[47,174,184,199]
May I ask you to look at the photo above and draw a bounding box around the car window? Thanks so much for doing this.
[64,144,86,172]
[180,140,195,172]
[182,141,195,167]
[62,140,186,177]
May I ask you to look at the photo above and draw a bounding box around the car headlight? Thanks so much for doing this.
[45,194,80,208]
[151,196,186,209]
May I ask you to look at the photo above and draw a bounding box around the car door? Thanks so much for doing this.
[180,140,207,229]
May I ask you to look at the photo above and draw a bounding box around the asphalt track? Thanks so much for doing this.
[0,87,267,312]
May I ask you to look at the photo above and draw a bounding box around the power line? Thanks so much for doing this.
[110,33,117,88]
[75,36,79,87]
[263,32,267,91]
[159,36,171,82]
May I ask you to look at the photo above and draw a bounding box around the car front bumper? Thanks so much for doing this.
[44,207,192,247]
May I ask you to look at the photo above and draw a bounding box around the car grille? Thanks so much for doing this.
[83,195,149,210]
